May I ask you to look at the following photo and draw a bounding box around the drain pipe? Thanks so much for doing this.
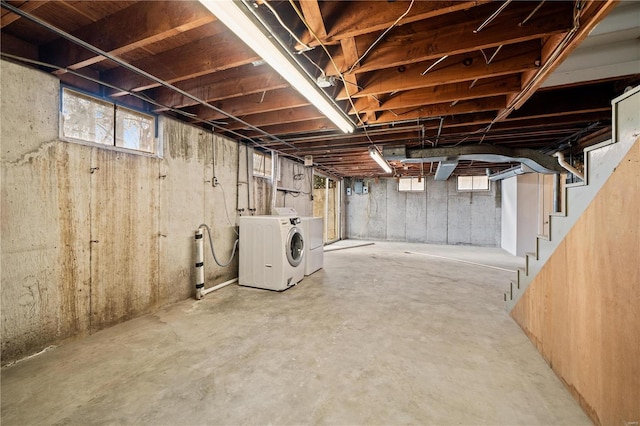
[553,152,584,181]
[198,277,239,299]
[247,144,255,214]
[236,142,243,214]
[195,229,205,299]
[194,224,240,299]
[271,151,278,211]
[552,173,562,213]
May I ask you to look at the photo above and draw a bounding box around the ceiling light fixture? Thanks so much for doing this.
[369,146,393,174]
[200,0,354,134]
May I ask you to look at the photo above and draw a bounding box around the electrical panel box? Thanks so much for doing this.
[354,180,364,194]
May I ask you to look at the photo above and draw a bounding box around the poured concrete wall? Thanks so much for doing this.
[345,176,501,246]
[274,157,313,216]
[0,59,309,363]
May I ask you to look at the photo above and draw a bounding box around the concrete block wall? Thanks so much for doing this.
[345,176,501,246]
[0,59,311,364]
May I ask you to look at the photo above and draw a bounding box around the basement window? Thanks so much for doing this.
[398,177,425,192]
[253,150,272,178]
[457,175,490,191]
[61,87,157,155]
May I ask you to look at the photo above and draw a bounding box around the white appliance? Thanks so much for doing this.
[239,215,305,291]
[300,217,323,275]
[272,208,324,276]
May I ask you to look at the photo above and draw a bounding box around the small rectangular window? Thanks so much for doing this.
[61,87,157,155]
[457,175,489,191]
[398,177,425,192]
[115,106,155,153]
[62,88,114,145]
[253,151,272,178]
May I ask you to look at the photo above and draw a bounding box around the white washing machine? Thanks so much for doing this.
[272,208,323,276]
[239,215,305,291]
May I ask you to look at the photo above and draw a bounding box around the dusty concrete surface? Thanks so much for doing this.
[1,243,588,425]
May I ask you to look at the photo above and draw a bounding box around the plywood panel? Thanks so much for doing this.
[326,180,339,241]
[512,138,640,425]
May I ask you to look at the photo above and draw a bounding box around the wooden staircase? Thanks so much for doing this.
[505,86,640,311]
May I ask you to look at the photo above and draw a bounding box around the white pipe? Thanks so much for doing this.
[553,152,584,181]
[247,144,254,213]
[271,151,278,211]
[195,229,205,300]
[201,278,239,296]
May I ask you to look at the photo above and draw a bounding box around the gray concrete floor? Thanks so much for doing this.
[1,242,589,425]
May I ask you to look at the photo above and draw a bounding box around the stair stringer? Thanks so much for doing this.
[506,85,640,310]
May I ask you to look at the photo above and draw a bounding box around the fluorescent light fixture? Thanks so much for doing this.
[369,146,393,174]
[201,0,354,134]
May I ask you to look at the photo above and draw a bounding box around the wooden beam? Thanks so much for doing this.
[235,118,338,137]
[324,1,572,76]
[500,0,618,119]
[338,36,368,123]
[505,32,565,108]
[509,82,615,119]
[263,110,609,154]
[102,33,260,96]
[299,0,327,40]
[260,113,497,149]
[337,37,363,100]
[56,1,109,23]
[41,2,217,72]
[1,1,46,28]
[298,1,488,46]
[223,105,325,130]
[364,96,380,123]
[0,32,38,60]
[185,87,309,121]
[414,111,612,143]
[274,110,607,150]
[149,65,288,111]
[369,96,506,124]
[340,41,541,98]
[350,75,522,114]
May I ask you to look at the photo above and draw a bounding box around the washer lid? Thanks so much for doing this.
[286,227,304,267]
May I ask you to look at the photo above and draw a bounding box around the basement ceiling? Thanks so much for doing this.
[1,0,638,178]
